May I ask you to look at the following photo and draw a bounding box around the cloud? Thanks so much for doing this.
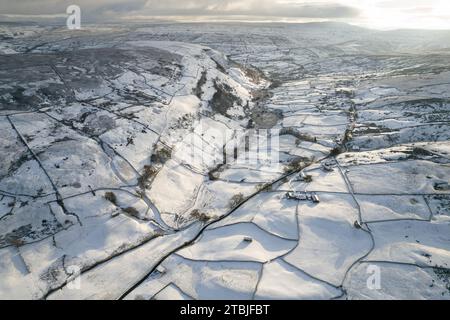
[140,0,360,18]
[0,0,146,17]
[0,0,359,20]
[2,0,448,29]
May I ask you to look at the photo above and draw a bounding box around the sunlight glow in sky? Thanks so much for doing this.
[349,0,450,29]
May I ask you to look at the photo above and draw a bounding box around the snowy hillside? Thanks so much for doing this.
[0,22,449,300]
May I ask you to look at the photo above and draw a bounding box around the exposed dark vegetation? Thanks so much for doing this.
[7,238,26,247]
[242,65,265,84]
[210,80,242,117]
[330,146,344,156]
[250,106,283,129]
[190,209,211,223]
[104,191,117,206]
[354,124,393,135]
[251,88,271,104]
[426,195,450,216]
[138,165,158,189]
[123,207,140,218]
[411,147,434,157]
[284,157,311,174]
[280,127,317,143]
[256,183,273,192]
[193,71,208,99]
[6,153,32,178]
[0,224,33,248]
[230,58,266,85]
[229,193,245,208]
[208,163,225,181]
[151,146,172,165]
[210,57,227,74]
[433,267,450,295]
[342,128,354,145]
[171,113,196,131]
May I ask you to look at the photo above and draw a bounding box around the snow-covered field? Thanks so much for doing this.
[0,22,449,300]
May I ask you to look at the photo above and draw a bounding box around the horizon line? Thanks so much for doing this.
[2,18,450,32]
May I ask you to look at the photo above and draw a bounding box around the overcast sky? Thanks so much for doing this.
[1,0,450,30]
